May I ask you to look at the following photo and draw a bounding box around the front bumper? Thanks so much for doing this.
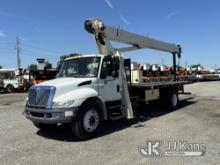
[24,106,78,124]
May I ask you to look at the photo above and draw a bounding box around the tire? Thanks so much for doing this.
[160,89,179,111]
[6,85,14,93]
[71,101,103,140]
[167,90,179,110]
[32,121,57,130]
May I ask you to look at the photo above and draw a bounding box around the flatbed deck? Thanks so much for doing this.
[130,81,192,90]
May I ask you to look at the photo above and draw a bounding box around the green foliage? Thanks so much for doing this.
[190,64,203,68]
[60,53,81,62]
[28,64,37,72]
[0,65,2,69]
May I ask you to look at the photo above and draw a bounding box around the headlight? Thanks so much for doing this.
[52,100,75,109]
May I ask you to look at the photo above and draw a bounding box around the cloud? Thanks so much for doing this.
[120,15,130,25]
[103,0,130,25]
[166,11,176,18]
[0,30,6,37]
[104,0,114,9]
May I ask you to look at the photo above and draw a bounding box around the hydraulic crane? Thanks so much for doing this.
[85,18,182,119]
[85,18,181,80]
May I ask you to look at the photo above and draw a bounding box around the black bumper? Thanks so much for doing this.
[24,106,78,124]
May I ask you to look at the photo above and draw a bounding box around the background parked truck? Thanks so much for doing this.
[0,68,24,92]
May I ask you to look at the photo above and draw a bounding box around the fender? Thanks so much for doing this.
[4,81,18,89]
[53,87,108,119]
[53,87,98,106]
[80,96,108,120]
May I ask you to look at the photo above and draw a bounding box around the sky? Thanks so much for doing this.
[0,0,220,69]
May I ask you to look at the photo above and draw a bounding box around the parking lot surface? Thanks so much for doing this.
[0,82,220,165]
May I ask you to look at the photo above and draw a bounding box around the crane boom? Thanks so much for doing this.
[84,18,182,119]
[85,18,181,57]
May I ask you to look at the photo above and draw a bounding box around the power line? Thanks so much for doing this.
[0,51,15,54]
[0,41,14,45]
[22,46,62,58]
[20,52,36,57]
[21,48,58,58]
[22,42,65,55]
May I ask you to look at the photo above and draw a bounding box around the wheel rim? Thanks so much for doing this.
[83,109,99,133]
[7,86,13,92]
[171,93,178,107]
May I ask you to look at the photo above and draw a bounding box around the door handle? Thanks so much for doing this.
[117,85,120,92]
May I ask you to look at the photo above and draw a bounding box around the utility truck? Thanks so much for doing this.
[0,68,24,92]
[0,78,4,90]
[24,18,189,140]
[31,58,57,85]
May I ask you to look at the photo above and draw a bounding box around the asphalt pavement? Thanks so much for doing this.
[0,82,219,165]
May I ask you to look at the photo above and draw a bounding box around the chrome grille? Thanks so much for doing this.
[28,87,51,108]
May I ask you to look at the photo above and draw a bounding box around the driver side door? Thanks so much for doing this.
[98,56,122,102]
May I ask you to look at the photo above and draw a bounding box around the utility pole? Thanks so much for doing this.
[161,58,164,65]
[16,36,21,69]
[185,61,188,68]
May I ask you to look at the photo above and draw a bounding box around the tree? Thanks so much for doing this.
[28,64,37,73]
[190,64,203,68]
[0,65,2,69]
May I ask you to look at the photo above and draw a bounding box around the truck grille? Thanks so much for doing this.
[28,87,52,108]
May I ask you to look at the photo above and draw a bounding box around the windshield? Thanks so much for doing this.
[58,57,100,78]
[0,71,15,79]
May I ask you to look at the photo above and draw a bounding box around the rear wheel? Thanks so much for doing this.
[6,85,14,93]
[167,90,179,110]
[160,89,179,111]
[71,102,103,140]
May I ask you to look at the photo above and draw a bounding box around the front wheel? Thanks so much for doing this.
[71,102,103,140]
[6,85,14,93]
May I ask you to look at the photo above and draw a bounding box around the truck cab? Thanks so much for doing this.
[25,54,124,139]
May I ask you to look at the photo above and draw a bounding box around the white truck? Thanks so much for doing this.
[0,69,24,92]
[0,78,4,90]
[24,18,189,140]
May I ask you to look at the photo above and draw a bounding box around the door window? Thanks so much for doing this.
[101,56,119,78]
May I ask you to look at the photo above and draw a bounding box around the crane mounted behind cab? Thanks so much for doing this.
[84,18,183,119]
[24,18,190,140]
